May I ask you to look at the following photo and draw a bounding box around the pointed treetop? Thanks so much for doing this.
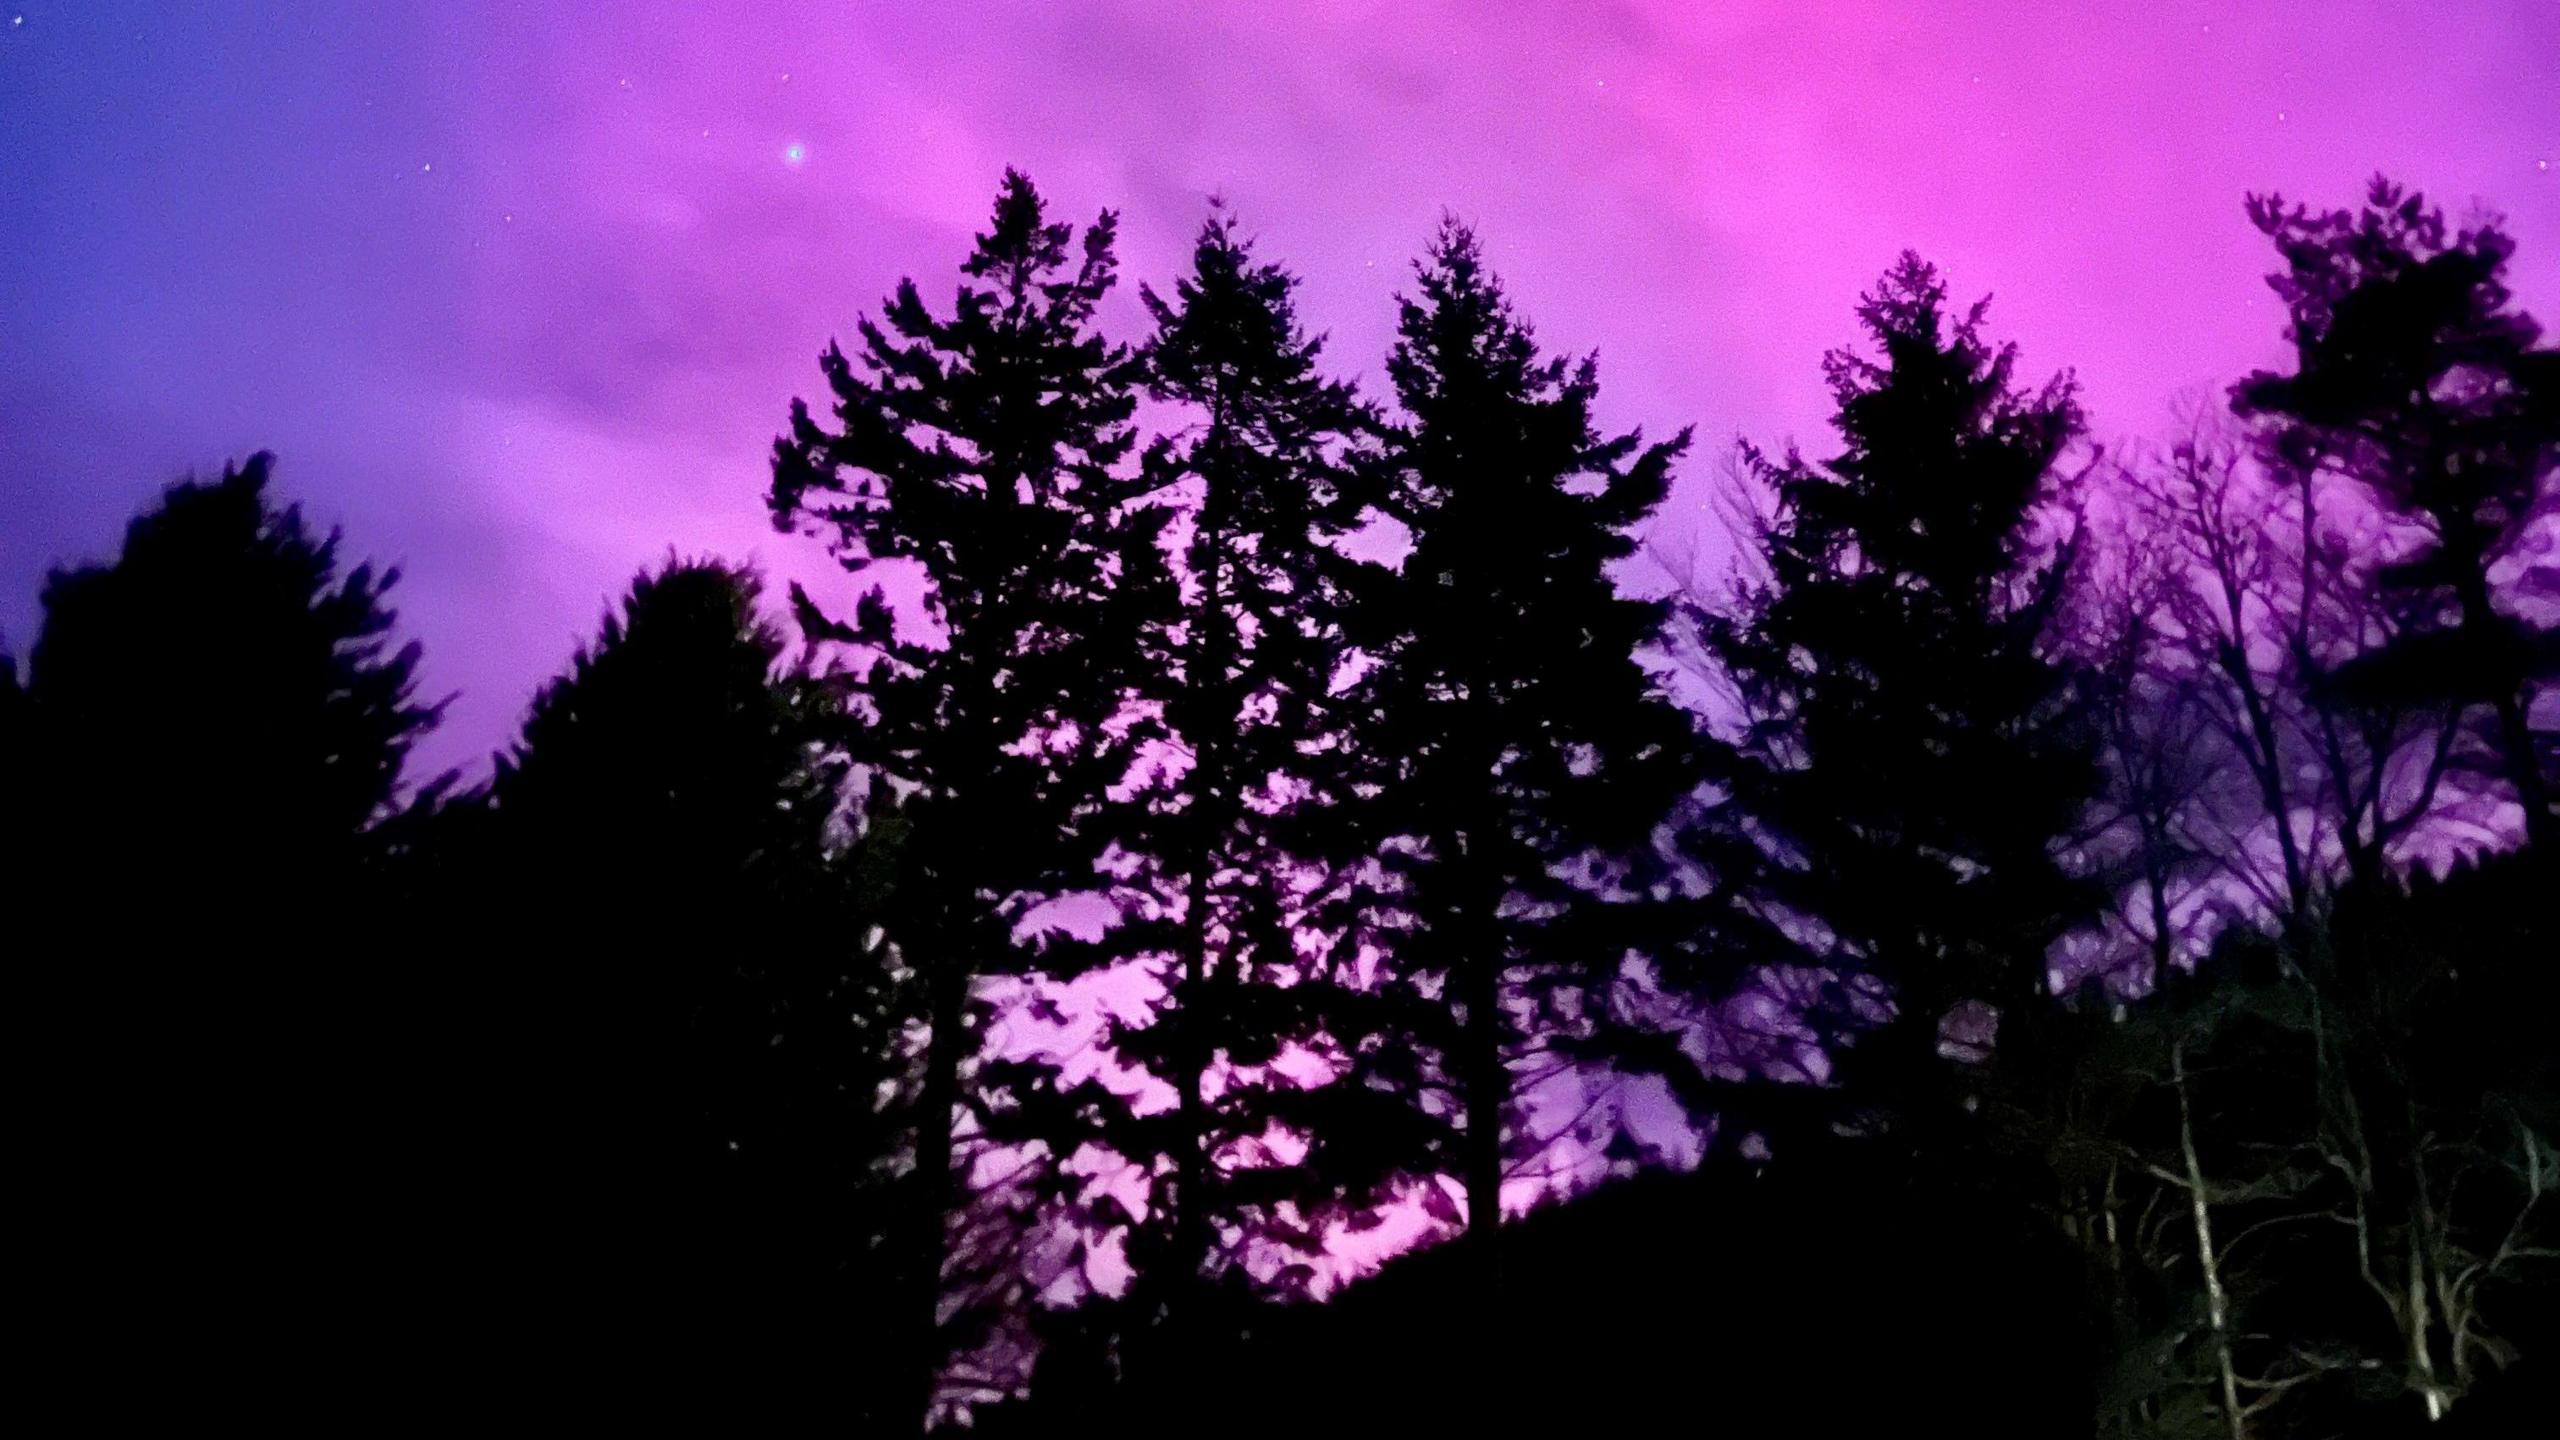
[965,168,1071,281]
[1143,200,1341,400]
[1389,216,1549,411]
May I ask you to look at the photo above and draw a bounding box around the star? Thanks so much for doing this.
[784,142,807,167]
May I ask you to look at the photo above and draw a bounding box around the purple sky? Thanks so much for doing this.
[5,2,2554,779]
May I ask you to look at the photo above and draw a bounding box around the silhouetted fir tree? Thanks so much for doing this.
[6,453,443,1400]
[467,557,901,1419]
[1061,207,1391,1383]
[767,169,1175,1430]
[1682,255,2099,1142]
[1344,220,1695,1299]
[2232,178,2560,851]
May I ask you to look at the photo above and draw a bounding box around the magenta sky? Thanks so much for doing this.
[4,1,2554,777]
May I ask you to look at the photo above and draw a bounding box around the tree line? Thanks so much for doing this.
[4,172,2550,1436]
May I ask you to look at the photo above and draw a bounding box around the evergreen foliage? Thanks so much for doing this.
[8,170,2552,1439]
[1344,219,1698,1286]
[767,167,1175,1427]
[1671,255,2100,1138]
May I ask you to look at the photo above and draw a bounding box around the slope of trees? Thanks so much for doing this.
[6,173,2550,1438]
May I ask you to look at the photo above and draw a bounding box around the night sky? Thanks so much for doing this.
[5,2,2554,780]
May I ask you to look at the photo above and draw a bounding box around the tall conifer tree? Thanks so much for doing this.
[477,557,899,1419]
[1348,221,1695,1290]
[7,454,443,1402]
[1681,255,2097,1136]
[1071,208,1391,1355]
[768,169,1173,1429]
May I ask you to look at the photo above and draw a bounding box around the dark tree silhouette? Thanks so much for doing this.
[2233,179,2560,852]
[768,168,1176,1429]
[1344,220,1696,1304]
[18,454,437,872]
[6,453,443,1403]
[1677,254,2099,1140]
[464,556,901,1419]
[9,168,2551,1440]
[1068,206,1390,1367]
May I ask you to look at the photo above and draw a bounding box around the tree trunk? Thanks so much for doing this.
[1455,874,1508,1430]
[2173,1042,2249,1440]
[1170,427,1234,1330]
[899,945,966,1434]
[1459,929,1506,1269]
[1171,852,1216,1308]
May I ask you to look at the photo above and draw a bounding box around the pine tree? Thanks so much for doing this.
[1347,220,1695,1295]
[1685,254,2099,1138]
[1070,206,1389,1367]
[17,454,438,881]
[478,557,899,1421]
[6,453,444,1401]
[767,169,1174,1431]
[2232,178,2560,852]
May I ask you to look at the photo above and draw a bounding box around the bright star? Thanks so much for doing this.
[784,143,807,167]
